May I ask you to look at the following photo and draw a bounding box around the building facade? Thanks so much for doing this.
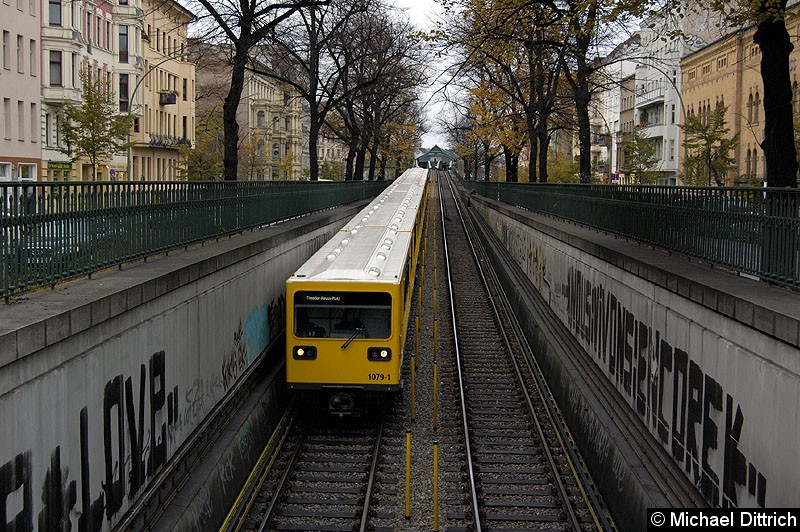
[41,0,128,180]
[0,0,41,185]
[680,13,800,186]
[193,43,303,180]
[246,74,303,180]
[130,0,195,181]
[316,133,348,180]
[37,0,194,182]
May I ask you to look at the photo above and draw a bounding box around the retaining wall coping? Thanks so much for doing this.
[473,194,800,348]
[0,204,367,369]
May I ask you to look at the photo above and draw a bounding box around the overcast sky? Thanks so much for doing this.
[390,0,451,149]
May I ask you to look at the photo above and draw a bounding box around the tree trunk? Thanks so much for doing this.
[223,39,249,181]
[503,146,519,182]
[483,143,492,181]
[754,9,798,187]
[345,136,358,180]
[379,156,387,180]
[354,136,369,180]
[539,131,550,183]
[308,114,320,181]
[528,139,538,182]
[368,136,379,181]
[574,74,592,183]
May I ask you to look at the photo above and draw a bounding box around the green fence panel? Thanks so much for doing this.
[1,180,389,299]
[463,180,799,288]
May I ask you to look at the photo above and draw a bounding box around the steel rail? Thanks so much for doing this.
[256,428,308,532]
[437,170,482,531]
[358,419,386,532]
[446,175,586,530]
[219,403,296,532]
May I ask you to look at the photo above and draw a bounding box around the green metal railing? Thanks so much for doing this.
[1,180,389,299]
[464,181,800,288]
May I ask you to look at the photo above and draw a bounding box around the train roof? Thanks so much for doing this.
[288,168,429,285]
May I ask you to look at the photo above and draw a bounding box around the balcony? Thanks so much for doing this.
[635,86,665,107]
[638,122,667,139]
[148,134,192,148]
[159,91,177,105]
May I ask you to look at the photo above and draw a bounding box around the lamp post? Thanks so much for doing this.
[126,51,189,180]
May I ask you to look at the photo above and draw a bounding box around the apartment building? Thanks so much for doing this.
[585,10,723,185]
[40,0,129,180]
[193,42,303,180]
[317,133,348,180]
[680,11,800,185]
[131,0,195,181]
[593,37,637,183]
[0,0,41,184]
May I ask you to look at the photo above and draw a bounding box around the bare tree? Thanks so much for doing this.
[188,0,325,180]
[254,0,386,180]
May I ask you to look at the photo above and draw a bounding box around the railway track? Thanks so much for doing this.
[225,403,406,532]
[433,170,613,531]
[221,169,613,532]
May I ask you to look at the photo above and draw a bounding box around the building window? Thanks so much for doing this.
[119,73,129,112]
[182,116,187,139]
[747,93,753,122]
[182,78,187,101]
[670,104,675,124]
[45,113,51,146]
[106,21,111,50]
[669,139,674,161]
[257,110,265,127]
[17,100,24,140]
[119,25,128,62]
[753,149,759,176]
[86,12,91,47]
[30,103,36,143]
[156,28,160,51]
[745,148,751,176]
[285,116,290,131]
[3,99,10,139]
[48,0,61,25]
[19,163,35,180]
[16,35,23,73]
[753,92,760,122]
[49,50,62,86]
[55,113,61,146]
[71,53,78,88]
[2,32,9,70]
[29,39,36,76]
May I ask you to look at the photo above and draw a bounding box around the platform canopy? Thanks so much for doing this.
[416,145,456,169]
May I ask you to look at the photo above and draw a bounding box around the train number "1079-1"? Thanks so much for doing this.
[368,373,390,381]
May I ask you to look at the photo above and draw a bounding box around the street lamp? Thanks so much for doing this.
[126,51,189,180]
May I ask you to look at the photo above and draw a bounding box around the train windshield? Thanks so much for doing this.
[294,291,392,339]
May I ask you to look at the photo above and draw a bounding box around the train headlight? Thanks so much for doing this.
[367,347,391,361]
[293,346,317,360]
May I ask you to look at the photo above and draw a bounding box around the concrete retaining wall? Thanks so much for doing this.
[0,205,361,531]
[470,194,800,512]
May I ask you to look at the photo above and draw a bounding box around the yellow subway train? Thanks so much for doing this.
[286,168,429,414]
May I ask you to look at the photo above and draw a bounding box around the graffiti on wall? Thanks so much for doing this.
[0,351,178,532]
[492,213,766,508]
[221,295,286,391]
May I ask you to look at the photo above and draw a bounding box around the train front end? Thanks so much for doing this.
[286,281,404,413]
